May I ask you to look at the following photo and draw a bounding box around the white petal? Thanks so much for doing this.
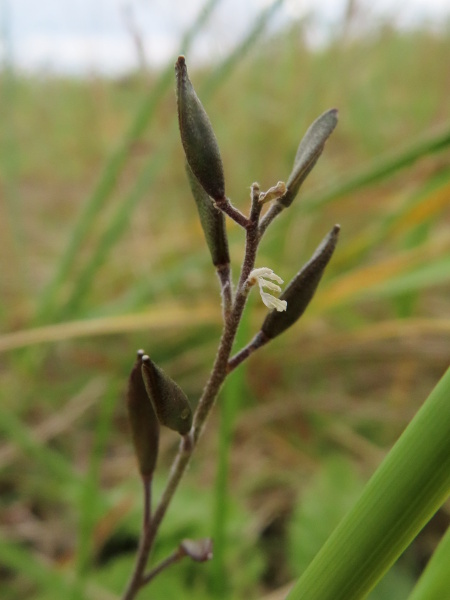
[249,267,274,278]
[259,279,282,293]
[262,271,284,284]
[260,292,287,312]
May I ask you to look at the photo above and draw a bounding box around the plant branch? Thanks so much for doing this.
[227,331,269,373]
[141,548,185,586]
[215,196,249,228]
[258,201,284,239]
[122,434,193,600]
[123,184,266,599]
[142,475,152,530]
[216,263,233,322]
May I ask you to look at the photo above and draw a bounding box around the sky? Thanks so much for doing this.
[1,0,449,75]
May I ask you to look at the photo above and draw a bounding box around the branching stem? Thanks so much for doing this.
[258,201,284,239]
[215,196,249,228]
[141,548,185,586]
[123,183,274,600]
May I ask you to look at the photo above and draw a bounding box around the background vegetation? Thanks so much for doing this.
[0,2,449,598]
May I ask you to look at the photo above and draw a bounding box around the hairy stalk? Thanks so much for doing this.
[227,331,269,373]
[258,201,284,239]
[215,196,249,228]
[123,185,266,600]
[216,263,233,322]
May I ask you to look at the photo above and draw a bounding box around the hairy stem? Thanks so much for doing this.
[216,263,233,322]
[258,201,284,239]
[215,196,249,228]
[123,184,269,599]
[227,331,269,373]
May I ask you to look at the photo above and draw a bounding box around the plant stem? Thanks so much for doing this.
[123,183,269,599]
[258,201,284,239]
[142,475,152,530]
[122,435,192,600]
[227,331,269,373]
[215,197,249,228]
[141,548,185,586]
[216,263,233,322]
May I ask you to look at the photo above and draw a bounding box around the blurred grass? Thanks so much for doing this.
[0,6,449,599]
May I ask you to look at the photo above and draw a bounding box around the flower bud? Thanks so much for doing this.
[175,55,225,201]
[126,350,160,478]
[281,109,338,208]
[185,162,230,267]
[141,355,193,436]
[180,538,213,562]
[261,225,340,339]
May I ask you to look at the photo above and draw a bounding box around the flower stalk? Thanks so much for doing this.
[122,56,339,599]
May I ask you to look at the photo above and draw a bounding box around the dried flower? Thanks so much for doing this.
[248,267,287,312]
[259,181,287,204]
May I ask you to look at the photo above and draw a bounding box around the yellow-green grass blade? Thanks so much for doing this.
[0,303,220,353]
[0,403,80,490]
[57,0,284,321]
[73,385,118,596]
[0,538,77,599]
[286,367,450,600]
[407,525,450,600]
[301,121,450,213]
[0,537,118,600]
[313,236,450,311]
[331,172,450,272]
[34,0,220,324]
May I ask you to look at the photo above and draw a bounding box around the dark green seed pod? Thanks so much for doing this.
[126,350,160,478]
[281,109,338,208]
[186,162,230,267]
[175,55,225,202]
[141,355,193,436]
[262,225,340,339]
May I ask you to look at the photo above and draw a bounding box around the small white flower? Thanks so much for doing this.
[248,267,287,312]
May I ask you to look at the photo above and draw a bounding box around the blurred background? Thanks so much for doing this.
[0,0,449,598]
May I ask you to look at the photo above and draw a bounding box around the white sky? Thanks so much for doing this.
[1,0,449,75]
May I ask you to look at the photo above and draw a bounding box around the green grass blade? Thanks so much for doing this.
[0,537,118,600]
[407,526,450,600]
[0,403,79,488]
[58,1,283,319]
[302,121,450,213]
[73,384,118,597]
[34,0,220,324]
[0,538,74,597]
[200,0,284,101]
[286,367,450,600]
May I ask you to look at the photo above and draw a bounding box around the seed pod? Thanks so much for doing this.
[175,55,225,202]
[281,109,338,208]
[185,162,230,267]
[261,225,340,339]
[141,355,193,436]
[126,350,160,478]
